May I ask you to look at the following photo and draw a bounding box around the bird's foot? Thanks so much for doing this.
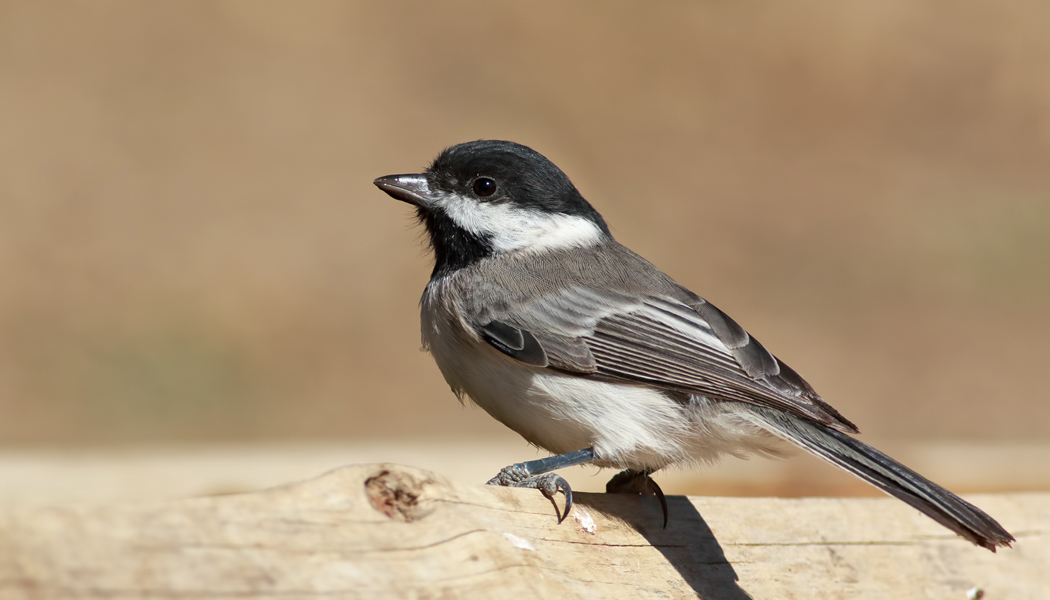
[488,465,574,523]
[606,468,668,528]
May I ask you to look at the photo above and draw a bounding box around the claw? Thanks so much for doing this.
[487,466,575,522]
[653,480,668,528]
[606,469,669,528]
[532,473,573,523]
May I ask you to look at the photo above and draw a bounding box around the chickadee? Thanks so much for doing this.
[374,140,1013,551]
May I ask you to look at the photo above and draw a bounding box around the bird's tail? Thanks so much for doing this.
[750,407,1015,551]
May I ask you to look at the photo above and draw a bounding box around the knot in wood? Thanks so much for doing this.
[365,468,430,521]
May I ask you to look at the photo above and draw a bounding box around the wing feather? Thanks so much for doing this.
[476,286,857,433]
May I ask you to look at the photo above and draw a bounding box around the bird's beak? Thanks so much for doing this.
[373,174,431,207]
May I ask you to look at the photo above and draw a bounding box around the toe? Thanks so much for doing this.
[486,463,531,486]
[534,473,574,523]
[606,469,668,527]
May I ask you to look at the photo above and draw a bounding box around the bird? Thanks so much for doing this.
[373,139,1014,551]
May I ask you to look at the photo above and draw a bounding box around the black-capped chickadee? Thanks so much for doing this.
[374,140,1013,551]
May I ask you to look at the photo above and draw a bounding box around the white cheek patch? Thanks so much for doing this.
[436,191,604,254]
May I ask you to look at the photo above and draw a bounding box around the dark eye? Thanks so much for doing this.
[472,177,497,197]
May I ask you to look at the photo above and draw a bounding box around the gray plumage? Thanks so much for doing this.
[376,139,1014,552]
[451,241,857,432]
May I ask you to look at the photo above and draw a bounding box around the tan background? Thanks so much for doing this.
[1,1,1048,496]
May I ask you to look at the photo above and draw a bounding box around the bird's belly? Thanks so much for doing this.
[439,350,685,468]
[526,373,709,469]
[428,335,783,470]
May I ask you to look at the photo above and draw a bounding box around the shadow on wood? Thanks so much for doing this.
[579,493,753,599]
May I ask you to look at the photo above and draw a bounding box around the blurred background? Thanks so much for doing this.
[1,0,1048,503]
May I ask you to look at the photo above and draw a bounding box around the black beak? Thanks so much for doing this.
[373,174,431,207]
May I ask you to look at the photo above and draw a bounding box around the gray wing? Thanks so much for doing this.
[473,285,858,434]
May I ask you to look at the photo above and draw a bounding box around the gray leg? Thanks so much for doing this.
[606,468,668,528]
[487,448,595,523]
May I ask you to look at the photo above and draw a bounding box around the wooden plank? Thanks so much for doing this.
[0,463,1044,599]
[2,441,1047,505]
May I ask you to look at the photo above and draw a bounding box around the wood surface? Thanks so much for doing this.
[0,463,1044,599]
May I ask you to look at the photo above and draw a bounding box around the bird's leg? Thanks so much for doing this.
[487,447,595,523]
[606,468,668,528]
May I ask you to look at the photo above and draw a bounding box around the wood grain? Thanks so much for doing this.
[0,463,1044,599]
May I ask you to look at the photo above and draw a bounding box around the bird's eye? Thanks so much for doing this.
[472,177,497,198]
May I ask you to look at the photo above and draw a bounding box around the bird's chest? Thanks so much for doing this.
[417,280,691,465]
[418,281,581,449]
[419,282,534,413]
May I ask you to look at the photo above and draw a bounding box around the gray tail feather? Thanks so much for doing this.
[751,407,1015,551]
